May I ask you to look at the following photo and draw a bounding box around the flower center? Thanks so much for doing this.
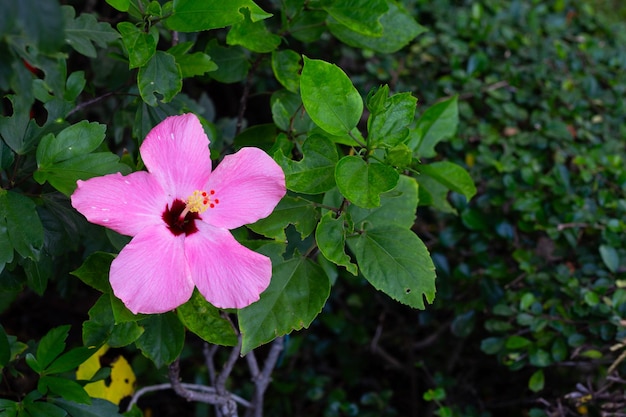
[162,190,219,236]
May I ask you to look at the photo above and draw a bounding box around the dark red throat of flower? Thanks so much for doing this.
[162,199,200,236]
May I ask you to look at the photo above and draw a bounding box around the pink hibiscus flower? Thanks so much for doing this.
[71,114,286,314]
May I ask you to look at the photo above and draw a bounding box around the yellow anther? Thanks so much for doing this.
[186,190,210,214]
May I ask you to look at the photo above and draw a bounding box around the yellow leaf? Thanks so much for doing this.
[76,344,136,405]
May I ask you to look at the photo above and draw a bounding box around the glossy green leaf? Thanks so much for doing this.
[227,9,281,53]
[528,370,545,393]
[135,313,185,368]
[347,175,418,229]
[275,134,338,194]
[408,95,459,158]
[138,51,182,106]
[300,57,363,136]
[347,226,436,309]
[63,6,120,58]
[117,22,158,69]
[204,40,250,84]
[419,161,477,201]
[335,156,399,208]
[599,244,619,273]
[367,91,417,147]
[271,49,302,93]
[105,0,130,11]
[34,152,131,196]
[248,196,318,240]
[0,191,44,260]
[239,256,331,355]
[480,337,504,355]
[71,252,114,294]
[328,1,426,53]
[167,43,217,78]
[322,0,388,37]
[45,347,98,375]
[37,121,106,167]
[315,212,357,275]
[52,398,124,417]
[386,143,413,168]
[37,325,70,371]
[167,0,271,31]
[177,290,238,346]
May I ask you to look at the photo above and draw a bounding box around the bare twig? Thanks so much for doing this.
[245,337,284,417]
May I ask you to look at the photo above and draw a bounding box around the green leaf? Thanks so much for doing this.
[408,96,459,158]
[505,335,532,349]
[23,401,67,417]
[248,196,318,240]
[138,51,182,106]
[227,8,281,53]
[83,296,114,347]
[300,57,363,136]
[322,0,388,37]
[52,398,124,417]
[367,91,417,147]
[416,174,456,214]
[0,325,10,367]
[37,121,106,167]
[177,290,238,346]
[271,90,315,135]
[335,156,399,208]
[63,6,120,58]
[167,45,217,78]
[0,217,14,272]
[45,347,98,375]
[135,313,185,368]
[105,0,130,12]
[36,325,70,371]
[271,49,302,93]
[315,212,357,275]
[418,161,476,201]
[71,252,114,294]
[239,256,331,355]
[204,40,250,84]
[0,95,38,154]
[0,191,44,260]
[347,226,436,309]
[480,337,504,354]
[17,0,64,53]
[24,256,53,296]
[328,1,427,53]
[35,152,131,196]
[450,310,475,338]
[167,0,272,31]
[599,244,619,273]
[117,22,158,69]
[347,175,418,229]
[528,369,545,393]
[275,134,338,194]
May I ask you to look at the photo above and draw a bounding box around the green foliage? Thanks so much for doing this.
[0,0,478,414]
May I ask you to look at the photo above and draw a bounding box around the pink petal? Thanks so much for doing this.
[140,114,212,200]
[185,222,271,309]
[201,147,286,229]
[110,225,194,314]
[71,171,167,237]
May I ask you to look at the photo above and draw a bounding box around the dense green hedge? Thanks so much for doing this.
[274,1,626,416]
